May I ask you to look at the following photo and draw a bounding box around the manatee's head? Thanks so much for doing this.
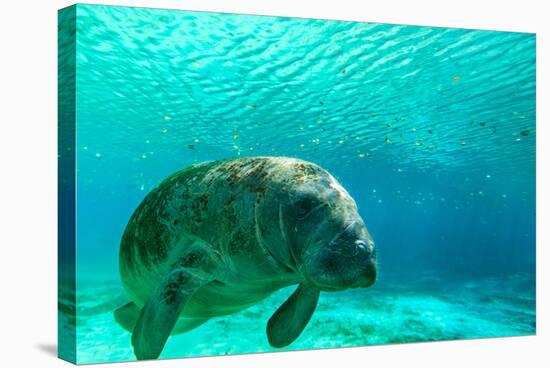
[280,161,377,291]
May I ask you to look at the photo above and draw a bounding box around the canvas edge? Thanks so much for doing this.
[58,4,78,365]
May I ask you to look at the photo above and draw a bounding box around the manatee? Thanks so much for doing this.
[114,156,377,360]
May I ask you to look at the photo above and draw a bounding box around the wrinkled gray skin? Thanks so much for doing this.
[115,156,377,360]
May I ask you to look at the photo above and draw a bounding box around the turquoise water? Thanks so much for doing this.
[59,4,536,364]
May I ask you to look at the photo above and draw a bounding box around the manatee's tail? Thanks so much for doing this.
[114,302,141,332]
[114,300,209,337]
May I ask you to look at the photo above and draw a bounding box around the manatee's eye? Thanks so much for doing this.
[295,196,315,219]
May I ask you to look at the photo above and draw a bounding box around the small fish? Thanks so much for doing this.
[453,76,461,81]
[479,122,486,127]
[427,129,433,134]
[520,129,529,136]
[187,144,195,150]
[232,129,238,141]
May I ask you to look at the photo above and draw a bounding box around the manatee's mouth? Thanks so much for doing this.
[306,278,350,292]
[304,260,376,292]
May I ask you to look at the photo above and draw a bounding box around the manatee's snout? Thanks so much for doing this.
[303,220,377,291]
[330,221,377,288]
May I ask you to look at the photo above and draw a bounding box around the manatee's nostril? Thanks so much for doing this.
[354,239,366,249]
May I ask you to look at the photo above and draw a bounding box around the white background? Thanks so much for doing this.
[0,0,547,367]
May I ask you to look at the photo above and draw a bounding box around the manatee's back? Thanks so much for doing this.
[118,156,313,303]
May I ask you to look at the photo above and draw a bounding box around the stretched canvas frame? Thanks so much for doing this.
[58,4,536,364]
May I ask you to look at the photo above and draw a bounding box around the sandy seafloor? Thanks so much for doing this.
[59,272,535,364]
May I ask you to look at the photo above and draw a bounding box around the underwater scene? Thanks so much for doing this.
[58,4,536,364]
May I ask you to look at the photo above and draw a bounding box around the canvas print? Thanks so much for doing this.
[58,4,536,364]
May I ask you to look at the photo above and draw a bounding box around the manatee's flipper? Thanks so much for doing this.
[114,302,141,332]
[266,283,320,348]
[131,268,210,360]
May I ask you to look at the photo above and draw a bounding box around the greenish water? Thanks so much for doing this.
[59,4,535,364]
